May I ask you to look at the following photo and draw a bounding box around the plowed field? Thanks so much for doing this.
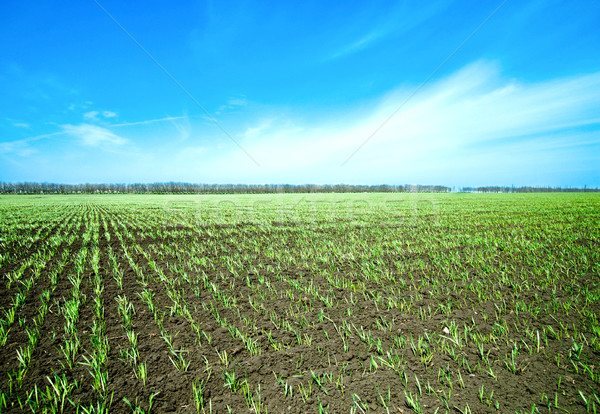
[1,193,599,413]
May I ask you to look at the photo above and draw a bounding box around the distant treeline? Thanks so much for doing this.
[0,182,597,194]
[462,186,599,193]
[1,182,451,194]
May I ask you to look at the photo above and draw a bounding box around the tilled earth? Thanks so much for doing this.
[0,194,599,413]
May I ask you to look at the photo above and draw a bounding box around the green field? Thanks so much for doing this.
[0,193,599,413]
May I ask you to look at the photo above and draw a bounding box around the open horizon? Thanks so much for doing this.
[2,1,599,186]
[1,181,599,194]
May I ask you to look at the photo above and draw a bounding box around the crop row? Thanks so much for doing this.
[0,193,598,413]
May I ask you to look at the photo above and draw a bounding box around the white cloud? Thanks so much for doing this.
[111,115,188,127]
[242,118,275,140]
[197,61,600,184]
[110,114,193,142]
[328,1,450,61]
[3,61,598,186]
[169,114,191,142]
[330,32,381,60]
[83,110,99,121]
[217,96,249,113]
[83,110,117,120]
[12,122,30,128]
[61,123,129,147]
[0,131,63,157]
[0,140,38,157]
[228,97,247,107]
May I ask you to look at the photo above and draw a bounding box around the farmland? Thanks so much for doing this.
[0,193,599,413]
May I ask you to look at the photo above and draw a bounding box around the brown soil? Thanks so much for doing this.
[1,200,599,413]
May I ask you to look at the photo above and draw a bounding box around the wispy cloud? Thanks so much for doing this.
[217,96,248,113]
[328,1,451,60]
[0,131,63,156]
[83,109,118,121]
[242,118,275,140]
[204,61,600,184]
[0,140,38,157]
[167,113,192,142]
[4,61,598,185]
[330,32,382,60]
[83,110,99,121]
[228,97,247,107]
[111,115,189,127]
[61,123,129,147]
[2,115,183,157]
[3,117,31,129]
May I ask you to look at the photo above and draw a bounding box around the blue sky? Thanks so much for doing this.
[1,0,599,187]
